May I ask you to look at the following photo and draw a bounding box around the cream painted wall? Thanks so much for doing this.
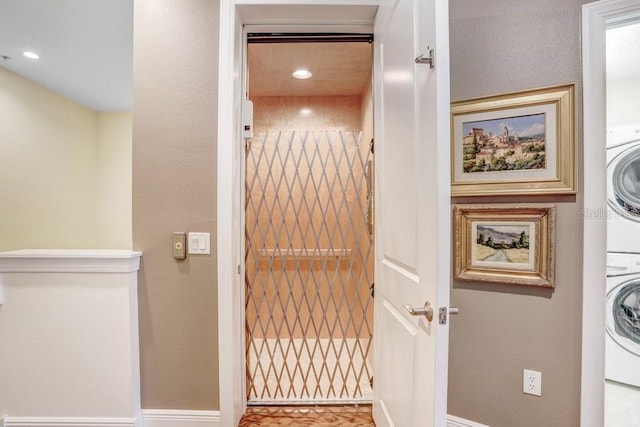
[448,1,587,426]
[607,79,640,126]
[0,66,132,251]
[0,66,99,250]
[97,113,133,248]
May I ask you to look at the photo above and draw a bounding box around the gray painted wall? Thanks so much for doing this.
[448,1,588,426]
[132,0,220,409]
[129,0,588,420]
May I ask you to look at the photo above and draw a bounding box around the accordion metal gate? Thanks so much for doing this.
[245,130,374,404]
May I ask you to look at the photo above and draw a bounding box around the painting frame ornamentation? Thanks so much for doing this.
[454,204,556,288]
[451,84,576,196]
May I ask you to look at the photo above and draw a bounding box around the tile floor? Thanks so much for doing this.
[237,381,639,426]
[238,405,375,426]
[605,380,640,426]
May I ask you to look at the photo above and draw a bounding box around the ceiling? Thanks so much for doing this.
[0,0,133,112]
[1,2,638,112]
[248,41,373,97]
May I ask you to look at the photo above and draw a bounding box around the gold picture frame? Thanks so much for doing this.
[454,204,556,288]
[451,84,576,196]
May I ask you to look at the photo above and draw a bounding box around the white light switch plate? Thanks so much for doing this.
[188,232,210,255]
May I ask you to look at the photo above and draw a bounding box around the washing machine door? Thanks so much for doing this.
[606,278,640,356]
[608,144,640,220]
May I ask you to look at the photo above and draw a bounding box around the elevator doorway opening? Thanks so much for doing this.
[244,34,375,405]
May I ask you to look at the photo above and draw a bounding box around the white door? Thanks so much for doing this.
[372,0,451,425]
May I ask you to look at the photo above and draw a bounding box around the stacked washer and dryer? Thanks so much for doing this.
[606,124,640,389]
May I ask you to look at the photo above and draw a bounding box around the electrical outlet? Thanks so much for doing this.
[523,369,542,396]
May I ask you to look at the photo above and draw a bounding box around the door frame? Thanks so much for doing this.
[217,0,633,425]
[217,2,380,425]
[581,1,640,426]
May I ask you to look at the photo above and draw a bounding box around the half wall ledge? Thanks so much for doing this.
[0,249,143,423]
[0,249,142,273]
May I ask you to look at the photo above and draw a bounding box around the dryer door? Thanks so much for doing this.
[608,144,640,220]
[606,278,640,356]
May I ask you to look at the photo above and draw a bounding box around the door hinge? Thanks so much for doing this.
[415,48,435,69]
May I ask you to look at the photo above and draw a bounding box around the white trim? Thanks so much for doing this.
[217,2,380,426]
[121,406,477,426]
[582,1,640,426]
[0,250,142,273]
[447,414,490,427]
[3,417,139,427]
[141,410,220,427]
[217,1,244,426]
[433,1,452,424]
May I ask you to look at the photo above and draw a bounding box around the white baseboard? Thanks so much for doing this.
[447,414,490,427]
[140,410,220,427]
[4,411,468,427]
[3,417,139,427]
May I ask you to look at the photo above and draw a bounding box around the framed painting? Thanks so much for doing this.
[453,204,556,288]
[451,84,576,196]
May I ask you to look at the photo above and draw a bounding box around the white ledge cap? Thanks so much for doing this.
[0,249,143,273]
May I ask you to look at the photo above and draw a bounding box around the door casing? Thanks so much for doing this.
[217,2,379,426]
[582,1,640,426]
[218,1,633,426]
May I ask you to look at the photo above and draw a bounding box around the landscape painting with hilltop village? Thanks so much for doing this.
[462,113,546,174]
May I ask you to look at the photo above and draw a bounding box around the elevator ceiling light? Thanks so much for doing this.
[23,51,40,59]
[292,69,312,79]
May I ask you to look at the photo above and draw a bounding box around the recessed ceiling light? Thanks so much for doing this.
[23,51,40,60]
[292,69,312,79]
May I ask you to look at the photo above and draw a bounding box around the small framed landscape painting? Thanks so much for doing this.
[451,84,576,196]
[454,204,556,288]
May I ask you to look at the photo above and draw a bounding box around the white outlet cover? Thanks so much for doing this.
[523,369,542,396]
